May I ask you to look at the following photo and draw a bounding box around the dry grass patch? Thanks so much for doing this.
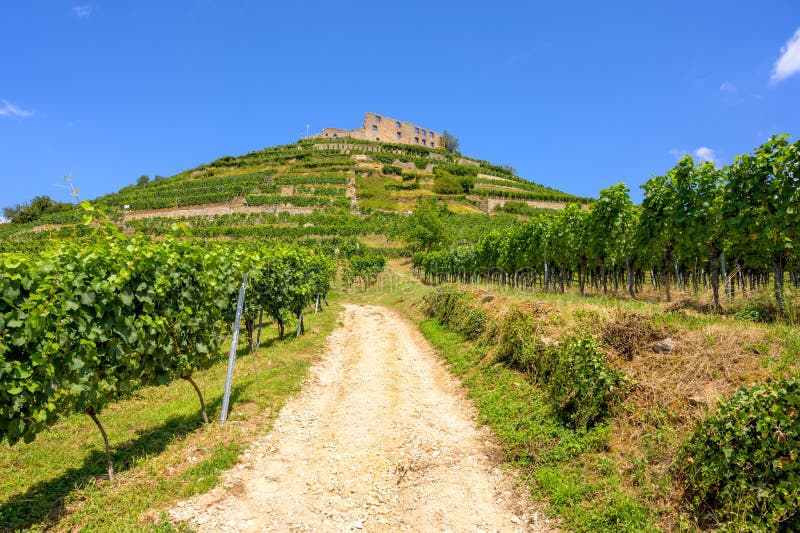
[602,311,668,361]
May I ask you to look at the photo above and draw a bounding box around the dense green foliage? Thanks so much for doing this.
[0,235,235,445]
[343,253,386,289]
[494,200,554,216]
[2,196,74,225]
[432,167,475,194]
[0,231,334,447]
[96,171,273,210]
[244,245,334,338]
[414,135,800,312]
[677,379,800,530]
[423,286,630,430]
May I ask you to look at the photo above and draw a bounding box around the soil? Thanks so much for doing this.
[170,304,553,532]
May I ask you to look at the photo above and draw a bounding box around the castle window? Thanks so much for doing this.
[333,134,338,139]
[421,129,426,136]
[414,127,419,134]
[375,115,381,123]
[430,142,435,148]
[396,132,401,139]
[414,137,419,143]
[372,125,377,132]
[422,139,427,146]
[396,121,401,128]
[430,132,434,138]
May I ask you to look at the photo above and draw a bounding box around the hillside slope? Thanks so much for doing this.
[0,138,589,250]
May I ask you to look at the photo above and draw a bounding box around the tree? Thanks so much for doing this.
[586,184,635,295]
[432,169,461,194]
[441,130,460,153]
[639,163,683,302]
[671,159,726,308]
[403,199,450,252]
[432,167,474,194]
[2,195,72,224]
[725,135,799,312]
[137,175,150,186]
[458,174,475,193]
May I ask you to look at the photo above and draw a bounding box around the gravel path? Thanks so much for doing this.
[170,304,553,532]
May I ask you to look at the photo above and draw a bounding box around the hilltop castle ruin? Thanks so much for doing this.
[311,112,441,149]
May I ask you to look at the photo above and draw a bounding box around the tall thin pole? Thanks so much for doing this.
[220,273,248,425]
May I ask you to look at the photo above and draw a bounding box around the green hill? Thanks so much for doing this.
[0,138,589,251]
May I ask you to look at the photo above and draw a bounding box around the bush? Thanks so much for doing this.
[343,253,386,288]
[496,201,547,216]
[548,337,630,430]
[433,170,462,194]
[422,285,489,341]
[677,378,800,531]
[3,196,74,225]
[733,297,781,323]
[385,181,419,191]
[424,290,630,431]
[497,307,551,378]
[383,165,402,176]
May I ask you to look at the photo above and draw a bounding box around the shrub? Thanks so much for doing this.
[383,164,402,176]
[549,337,630,430]
[422,285,489,341]
[385,181,419,191]
[3,196,74,225]
[423,289,630,431]
[343,253,386,288]
[497,307,550,378]
[733,297,781,323]
[677,378,800,531]
[495,201,549,216]
[433,170,462,194]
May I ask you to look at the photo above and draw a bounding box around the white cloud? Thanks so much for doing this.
[0,217,8,224]
[668,148,686,161]
[694,146,718,164]
[72,5,92,17]
[0,100,33,118]
[771,27,800,84]
[719,82,737,93]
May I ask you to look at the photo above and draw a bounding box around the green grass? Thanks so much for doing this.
[0,301,342,532]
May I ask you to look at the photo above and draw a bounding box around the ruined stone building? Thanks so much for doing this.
[311,112,441,149]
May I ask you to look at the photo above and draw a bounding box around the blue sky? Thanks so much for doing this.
[1,1,799,209]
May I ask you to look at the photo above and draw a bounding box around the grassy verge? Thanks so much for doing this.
[416,318,657,532]
[345,264,656,530]
[0,300,342,532]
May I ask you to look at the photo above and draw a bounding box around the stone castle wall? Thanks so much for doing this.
[312,112,441,149]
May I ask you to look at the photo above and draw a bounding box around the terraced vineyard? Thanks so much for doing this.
[0,138,586,254]
[3,134,799,533]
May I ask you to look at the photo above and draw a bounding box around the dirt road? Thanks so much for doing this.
[170,304,552,532]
